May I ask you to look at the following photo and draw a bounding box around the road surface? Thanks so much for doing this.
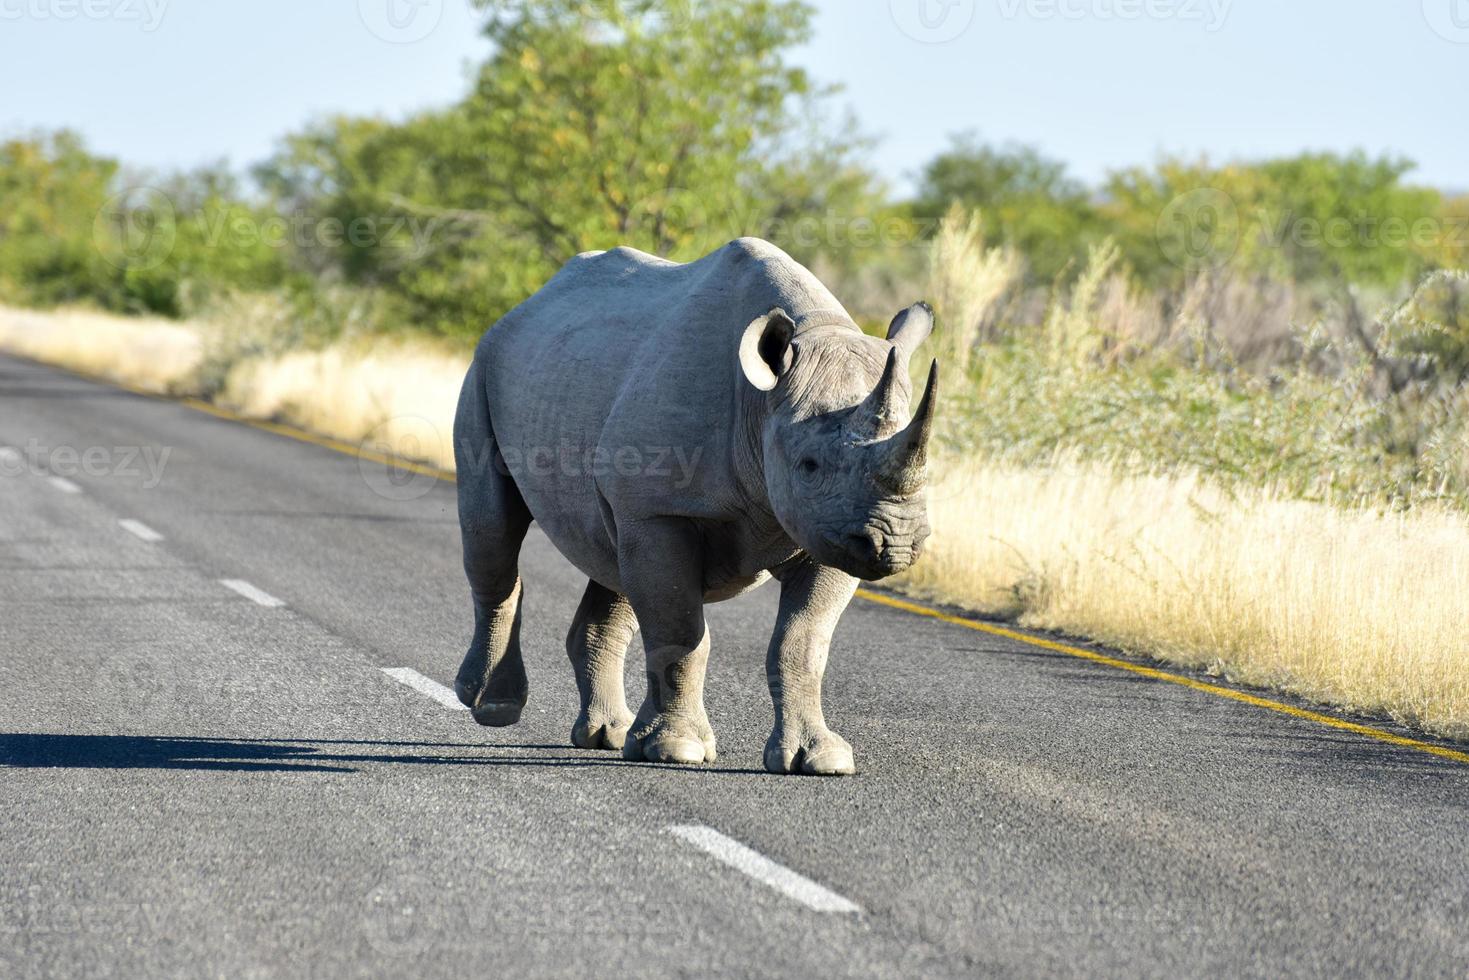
[3,352,1468,979]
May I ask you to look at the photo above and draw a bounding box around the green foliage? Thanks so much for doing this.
[1103,152,1443,290]
[916,143,1448,294]
[1381,271,1469,381]
[115,166,290,316]
[0,131,117,307]
[0,132,287,316]
[1252,153,1438,286]
[5,2,882,338]
[251,0,882,338]
[912,134,1101,283]
[464,0,817,259]
[6,10,1452,347]
[254,112,513,335]
[944,248,1469,510]
[956,341,1399,504]
[1430,195,1469,270]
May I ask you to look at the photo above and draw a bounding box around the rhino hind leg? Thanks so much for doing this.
[453,360,533,727]
[457,576,529,727]
[566,580,638,750]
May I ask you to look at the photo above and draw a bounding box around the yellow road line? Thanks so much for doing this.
[176,397,454,482]
[34,356,1466,768]
[7,356,454,483]
[855,589,1469,766]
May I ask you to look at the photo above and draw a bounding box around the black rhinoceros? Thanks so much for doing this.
[453,237,937,775]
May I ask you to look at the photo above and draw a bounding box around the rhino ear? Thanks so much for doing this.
[739,308,796,391]
[886,301,935,358]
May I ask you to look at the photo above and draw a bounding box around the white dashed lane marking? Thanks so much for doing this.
[220,579,286,608]
[380,668,468,711]
[118,519,164,543]
[666,825,861,914]
[48,476,82,494]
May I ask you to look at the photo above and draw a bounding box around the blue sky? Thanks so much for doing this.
[2,0,1465,193]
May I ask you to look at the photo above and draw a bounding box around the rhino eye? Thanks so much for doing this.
[798,458,819,475]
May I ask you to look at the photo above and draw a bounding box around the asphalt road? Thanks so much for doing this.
[3,351,1469,979]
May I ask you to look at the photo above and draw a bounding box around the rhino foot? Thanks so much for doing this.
[571,706,635,750]
[467,698,525,727]
[622,715,717,765]
[763,727,855,776]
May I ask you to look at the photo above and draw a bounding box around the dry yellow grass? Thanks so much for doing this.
[0,304,204,394]
[898,455,1469,738]
[221,344,464,471]
[925,203,1022,370]
[0,305,466,471]
[5,303,1469,739]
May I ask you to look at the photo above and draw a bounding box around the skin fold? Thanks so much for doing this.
[453,237,937,775]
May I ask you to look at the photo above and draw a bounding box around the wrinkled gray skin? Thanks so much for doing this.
[453,238,937,775]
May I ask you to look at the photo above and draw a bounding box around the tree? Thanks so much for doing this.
[0,131,117,307]
[258,0,878,337]
[912,134,1100,282]
[1251,152,1439,288]
[458,0,820,262]
[0,131,288,316]
[1103,152,1443,291]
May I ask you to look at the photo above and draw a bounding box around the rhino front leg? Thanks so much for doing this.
[764,560,859,776]
[566,580,637,750]
[618,518,717,765]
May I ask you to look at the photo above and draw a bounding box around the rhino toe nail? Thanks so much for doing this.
[763,749,797,774]
[470,700,524,727]
[572,719,630,751]
[801,749,855,776]
[644,736,707,765]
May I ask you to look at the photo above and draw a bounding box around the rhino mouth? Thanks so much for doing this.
[822,529,924,581]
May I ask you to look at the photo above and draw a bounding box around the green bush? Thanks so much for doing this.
[945,249,1469,509]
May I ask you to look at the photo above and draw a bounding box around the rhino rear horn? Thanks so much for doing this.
[886,301,935,358]
[879,359,938,495]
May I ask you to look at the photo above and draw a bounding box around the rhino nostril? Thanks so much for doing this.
[843,531,883,559]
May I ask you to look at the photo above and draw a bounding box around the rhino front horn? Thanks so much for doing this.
[880,359,938,496]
